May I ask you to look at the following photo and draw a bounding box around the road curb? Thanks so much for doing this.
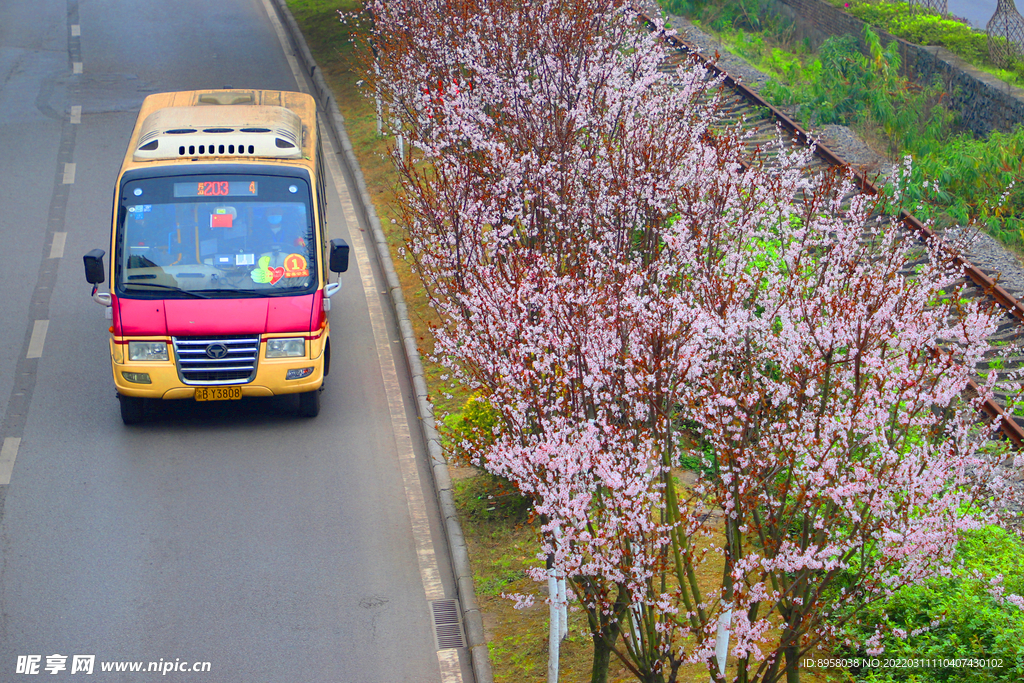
[267,2,493,681]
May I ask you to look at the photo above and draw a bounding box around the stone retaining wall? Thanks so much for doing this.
[771,0,1024,136]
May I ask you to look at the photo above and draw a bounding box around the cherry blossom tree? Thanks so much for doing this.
[671,149,1009,682]
[352,1,1012,682]
[360,4,726,679]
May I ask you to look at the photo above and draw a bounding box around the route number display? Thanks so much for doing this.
[174,180,258,197]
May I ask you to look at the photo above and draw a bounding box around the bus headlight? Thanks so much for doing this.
[128,341,169,361]
[266,338,305,358]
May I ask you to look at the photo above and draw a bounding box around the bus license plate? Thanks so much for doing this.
[195,386,242,401]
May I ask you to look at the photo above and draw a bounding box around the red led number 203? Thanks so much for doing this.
[197,181,229,196]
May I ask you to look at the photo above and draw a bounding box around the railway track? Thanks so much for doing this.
[638,11,1024,448]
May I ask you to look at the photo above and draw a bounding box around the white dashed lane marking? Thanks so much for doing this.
[0,437,21,485]
[26,320,49,359]
[50,232,67,259]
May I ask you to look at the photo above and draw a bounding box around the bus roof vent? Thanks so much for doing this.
[133,105,303,161]
[197,91,255,105]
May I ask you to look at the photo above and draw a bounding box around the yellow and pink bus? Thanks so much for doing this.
[84,89,349,424]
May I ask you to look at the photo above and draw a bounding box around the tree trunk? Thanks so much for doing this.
[574,578,625,683]
[590,633,613,683]
[784,644,800,683]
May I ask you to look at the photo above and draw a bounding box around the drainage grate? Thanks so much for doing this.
[430,599,467,650]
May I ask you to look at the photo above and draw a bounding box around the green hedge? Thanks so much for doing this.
[843,525,1024,682]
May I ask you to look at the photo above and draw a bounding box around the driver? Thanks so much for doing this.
[250,205,308,266]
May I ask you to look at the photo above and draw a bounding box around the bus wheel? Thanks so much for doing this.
[119,395,145,425]
[297,389,321,418]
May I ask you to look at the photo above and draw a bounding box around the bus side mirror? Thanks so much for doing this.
[329,239,349,273]
[84,249,106,285]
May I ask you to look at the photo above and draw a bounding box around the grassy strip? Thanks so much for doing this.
[283,1,605,680]
[453,471,606,682]
[284,0,456,414]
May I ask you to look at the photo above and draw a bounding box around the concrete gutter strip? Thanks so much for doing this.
[268,1,494,681]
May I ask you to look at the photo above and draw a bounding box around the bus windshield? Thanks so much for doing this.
[115,173,316,298]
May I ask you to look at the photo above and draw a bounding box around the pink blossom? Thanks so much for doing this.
[358,0,1013,678]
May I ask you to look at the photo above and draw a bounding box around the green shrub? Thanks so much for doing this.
[896,126,1024,248]
[662,0,788,35]
[842,525,1024,682]
[757,26,958,156]
[829,0,1024,84]
[442,391,499,465]
[662,0,1024,257]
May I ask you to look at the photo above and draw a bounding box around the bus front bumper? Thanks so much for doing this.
[112,357,325,400]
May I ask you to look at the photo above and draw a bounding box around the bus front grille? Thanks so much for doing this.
[172,336,260,385]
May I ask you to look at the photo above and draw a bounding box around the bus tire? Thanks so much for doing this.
[297,388,321,418]
[119,395,145,425]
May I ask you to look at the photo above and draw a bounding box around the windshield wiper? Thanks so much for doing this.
[189,288,309,298]
[189,289,266,298]
[122,282,211,298]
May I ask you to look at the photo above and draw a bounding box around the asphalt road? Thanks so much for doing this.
[0,1,467,681]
